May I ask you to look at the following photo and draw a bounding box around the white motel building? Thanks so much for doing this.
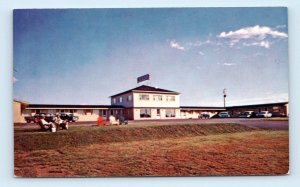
[13,85,289,123]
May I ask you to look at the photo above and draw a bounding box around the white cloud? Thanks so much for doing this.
[187,39,223,48]
[275,24,287,29]
[229,39,239,47]
[198,51,205,55]
[218,25,288,40]
[223,62,236,66]
[13,77,18,83]
[243,40,270,49]
[170,40,185,51]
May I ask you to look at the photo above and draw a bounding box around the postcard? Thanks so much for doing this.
[13,8,289,177]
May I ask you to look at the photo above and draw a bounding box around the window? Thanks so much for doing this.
[60,110,65,113]
[166,95,175,101]
[85,109,92,115]
[127,95,132,101]
[119,97,123,103]
[99,110,106,116]
[153,95,162,101]
[36,109,40,114]
[113,98,116,104]
[166,109,175,117]
[139,94,149,100]
[140,108,151,118]
[157,109,160,116]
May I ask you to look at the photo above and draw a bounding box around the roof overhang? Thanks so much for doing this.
[180,107,225,111]
[26,105,124,110]
[110,90,180,97]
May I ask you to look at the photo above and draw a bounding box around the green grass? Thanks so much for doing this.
[14,123,257,151]
[262,117,289,121]
[14,129,289,177]
[14,123,289,177]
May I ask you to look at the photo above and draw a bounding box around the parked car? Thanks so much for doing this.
[24,115,37,123]
[256,111,272,118]
[60,113,79,122]
[218,111,231,118]
[239,111,256,118]
[199,112,210,119]
[24,113,55,123]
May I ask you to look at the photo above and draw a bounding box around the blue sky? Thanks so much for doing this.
[13,8,289,106]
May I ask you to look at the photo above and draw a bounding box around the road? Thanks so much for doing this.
[15,118,289,130]
[195,118,289,130]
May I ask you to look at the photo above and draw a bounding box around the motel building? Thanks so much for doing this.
[13,85,289,123]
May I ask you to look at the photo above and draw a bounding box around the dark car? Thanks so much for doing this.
[198,112,210,119]
[60,113,79,122]
[239,111,256,118]
[24,113,55,123]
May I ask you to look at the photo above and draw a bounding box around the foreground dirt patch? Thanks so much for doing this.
[14,129,288,177]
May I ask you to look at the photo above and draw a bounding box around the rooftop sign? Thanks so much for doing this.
[137,74,150,83]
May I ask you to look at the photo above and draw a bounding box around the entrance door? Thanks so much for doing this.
[156,109,161,119]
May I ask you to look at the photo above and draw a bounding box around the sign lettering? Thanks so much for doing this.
[137,74,150,83]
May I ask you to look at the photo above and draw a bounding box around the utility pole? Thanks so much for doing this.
[223,89,227,108]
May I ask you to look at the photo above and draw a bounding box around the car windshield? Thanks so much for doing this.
[260,111,267,114]
[220,112,228,114]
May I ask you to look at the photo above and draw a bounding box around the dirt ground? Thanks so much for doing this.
[14,123,289,177]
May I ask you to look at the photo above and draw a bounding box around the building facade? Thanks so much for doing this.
[13,85,289,123]
[226,102,289,117]
[110,85,181,120]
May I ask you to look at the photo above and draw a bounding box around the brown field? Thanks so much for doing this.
[14,123,289,177]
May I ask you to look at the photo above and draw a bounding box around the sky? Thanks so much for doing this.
[13,8,289,106]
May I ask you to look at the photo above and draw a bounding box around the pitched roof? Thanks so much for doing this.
[110,85,180,97]
[13,99,29,104]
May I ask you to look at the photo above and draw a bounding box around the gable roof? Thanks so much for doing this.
[13,99,29,104]
[110,85,180,97]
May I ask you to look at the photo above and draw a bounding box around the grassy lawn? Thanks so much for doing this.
[14,123,289,177]
[262,117,289,121]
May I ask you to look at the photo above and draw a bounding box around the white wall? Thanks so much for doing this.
[133,93,180,108]
[133,108,181,120]
[20,109,110,122]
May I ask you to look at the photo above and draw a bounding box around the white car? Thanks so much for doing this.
[256,111,272,118]
[218,111,230,118]
[239,111,256,118]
